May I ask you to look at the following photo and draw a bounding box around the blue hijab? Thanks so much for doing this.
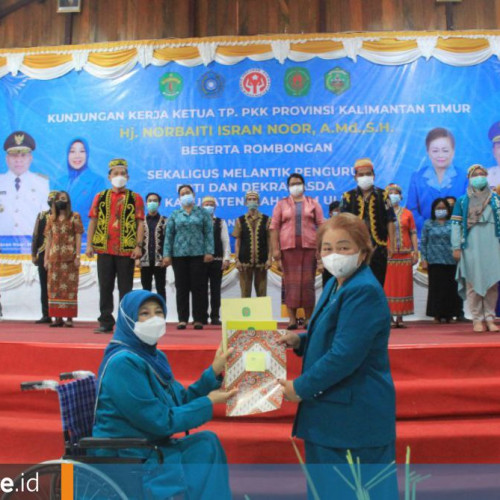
[97,290,173,386]
[67,138,89,183]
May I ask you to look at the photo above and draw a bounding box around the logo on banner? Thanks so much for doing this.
[240,69,271,97]
[284,67,311,97]
[325,67,350,95]
[198,71,225,98]
[159,72,183,100]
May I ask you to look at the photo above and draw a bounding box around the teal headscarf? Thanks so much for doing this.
[97,290,173,386]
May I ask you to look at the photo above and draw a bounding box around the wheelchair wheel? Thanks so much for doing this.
[1,460,128,500]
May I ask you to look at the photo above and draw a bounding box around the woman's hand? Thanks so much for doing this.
[85,246,94,258]
[222,259,230,271]
[74,257,80,267]
[420,260,428,270]
[272,250,281,262]
[162,257,172,267]
[211,344,234,376]
[277,333,301,350]
[278,379,302,403]
[204,254,214,263]
[411,251,419,265]
[207,388,238,404]
[453,249,461,262]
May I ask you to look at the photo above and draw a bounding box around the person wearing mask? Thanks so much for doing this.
[322,200,342,287]
[328,200,341,217]
[201,196,230,326]
[421,198,462,324]
[452,165,500,332]
[86,159,145,333]
[341,158,396,286]
[383,184,418,328]
[271,174,324,330]
[407,127,468,235]
[233,191,272,298]
[31,190,58,324]
[44,191,84,327]
[60,138,105,231]
[163,185,214,330]
[92,290,234,499]
[278,213,396,499]
[139,192,167,304]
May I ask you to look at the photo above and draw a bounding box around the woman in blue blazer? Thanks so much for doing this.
[279,213,396,496]
[93,289,235,499]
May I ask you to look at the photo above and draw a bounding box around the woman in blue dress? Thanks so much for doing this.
[279,213,396,499]
[407,127,468,235]
[92,289,234,499]
[60,138,105,231]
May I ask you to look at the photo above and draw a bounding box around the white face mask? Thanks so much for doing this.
[111,175,127,188]
[322,252,361,279]
[133,316,166,346]
[289,184,304,197]
[357,176,374,191]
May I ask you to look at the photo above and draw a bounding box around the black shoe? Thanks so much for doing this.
[211,319,222,326]
[194,323,204,330]
[177,322,187,330]
[94,326,113,334]
[36,317,52,324]
[456,315,472,323]
[287,324,298,330]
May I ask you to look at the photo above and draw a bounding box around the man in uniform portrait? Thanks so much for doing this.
[0,131,49,236]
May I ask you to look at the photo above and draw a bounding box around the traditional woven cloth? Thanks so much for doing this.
[57,376,97,452]
[224,330,286,417]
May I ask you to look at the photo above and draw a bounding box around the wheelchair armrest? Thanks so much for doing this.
[78,437,164,464]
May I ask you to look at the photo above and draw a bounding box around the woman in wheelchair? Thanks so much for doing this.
[92,289,235,499]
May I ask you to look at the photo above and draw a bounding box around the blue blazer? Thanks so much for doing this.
[292,264,396,449]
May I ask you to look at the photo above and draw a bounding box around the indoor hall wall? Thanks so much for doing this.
[0,0,499,50]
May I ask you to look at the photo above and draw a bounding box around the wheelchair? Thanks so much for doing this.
[2,370,166,500]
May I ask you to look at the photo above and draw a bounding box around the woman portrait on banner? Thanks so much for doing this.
[59,138,105,230]
[92,289,234,499]
[163,184,214,330]
[383,184,418,328]
[452,165,500,333]
[44,190,84,327]
[278,213,396,499]
[407,127,468,235]
[420,198,463,324]
[270,173,324,330]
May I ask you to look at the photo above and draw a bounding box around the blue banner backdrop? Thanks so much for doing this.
[1,55,499,252]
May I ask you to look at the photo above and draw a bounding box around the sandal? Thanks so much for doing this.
[287,324,297,330]
[50,319,64,328]
[177,322,187,330]
[64,319,74,328]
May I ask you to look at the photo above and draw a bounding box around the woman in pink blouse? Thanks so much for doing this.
[271,174,325,329]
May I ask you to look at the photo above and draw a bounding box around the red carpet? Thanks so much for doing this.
[1,320,500,464]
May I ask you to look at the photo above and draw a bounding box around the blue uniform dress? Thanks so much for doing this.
[406,164,468,235]
[92,290,231,500]
[292,265,396,498]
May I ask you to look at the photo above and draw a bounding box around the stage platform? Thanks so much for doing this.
[2,320,500,466]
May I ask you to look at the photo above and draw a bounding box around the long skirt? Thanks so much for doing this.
[281,236,317,309]
[47,260,79,318]
[384,253,414,316]
[427,264,462,319]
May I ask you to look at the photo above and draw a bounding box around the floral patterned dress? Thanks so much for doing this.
[45,213,84,317]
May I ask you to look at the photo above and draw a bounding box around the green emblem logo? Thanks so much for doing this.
[248,327,255,332]
[284,67,311,97]
[159,72,183,100]
[325,67,350,95]
[242,307,251,317]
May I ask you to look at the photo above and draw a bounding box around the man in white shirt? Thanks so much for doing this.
[201,196,231,325]
[487,121,500,191]
[0,131,49,236]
